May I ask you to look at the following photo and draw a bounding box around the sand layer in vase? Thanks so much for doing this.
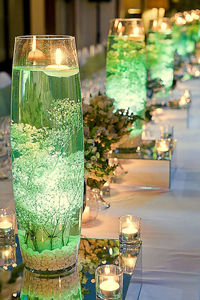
[19,230,79,273]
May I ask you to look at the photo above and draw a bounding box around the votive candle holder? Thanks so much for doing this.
[0,209,15,242]
[119,215,141,249]
[95,264,123,300]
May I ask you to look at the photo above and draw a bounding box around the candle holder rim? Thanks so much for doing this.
[15,35,75,41]
[0,208,15,217]
[119,214,141,221]
[110,18,143,22]
[149,17,171,22]
[95,264,123,276]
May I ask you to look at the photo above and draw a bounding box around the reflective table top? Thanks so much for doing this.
[0,236,142,299]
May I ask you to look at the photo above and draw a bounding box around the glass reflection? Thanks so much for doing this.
[20,267,82,300]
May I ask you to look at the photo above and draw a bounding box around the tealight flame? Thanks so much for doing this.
[161,22,167,32]
[118,22,122,31]
[56,48,62,65]
[153,20,157,28]
[105,266,110,275]
[185,14,193,22]
[133,26,140,36]
[32,36,36,52]
[4,250,10,258]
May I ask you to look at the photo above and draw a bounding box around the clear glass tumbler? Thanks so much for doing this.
[119,215,141,249]
[95,264,123,300]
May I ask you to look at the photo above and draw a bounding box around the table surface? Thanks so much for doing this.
[1,77,200,299]
[0,236,142,300]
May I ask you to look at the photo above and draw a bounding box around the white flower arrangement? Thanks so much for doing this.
[83,94,140,189]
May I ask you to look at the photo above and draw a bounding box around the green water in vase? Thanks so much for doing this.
[106,35,146,136]
[11,66,84,274]
[146,31,174,93]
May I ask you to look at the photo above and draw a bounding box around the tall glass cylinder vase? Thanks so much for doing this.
[11,36,84,275]
[172,14,188,58]
[146,18,174,95]
[106,19,146,138]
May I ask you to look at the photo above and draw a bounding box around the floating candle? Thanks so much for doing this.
[100,277,120,295]
[156,139,169,153]
[0,219,12,230]
[122,225,138,236]
[27,36,46,62]
[44,48,79,77]
[124,256,137,268]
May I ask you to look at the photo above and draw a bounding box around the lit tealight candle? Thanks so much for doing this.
[122,218,138,239]
[100,277,120,296]
[0,219,12,230]
[27,36,46,63]
[179,95,188,107]
[130,26,144,40]
[156,140,169,153]
[44,48,79,77]
[100,266,120,297]
[124,256,137,269]
[155,108,163,115]
[82,206,90,223]
[122,225,138,236]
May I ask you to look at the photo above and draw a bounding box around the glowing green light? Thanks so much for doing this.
[106,35,146,134]
[11,66,84,273]
[146,31,174,92]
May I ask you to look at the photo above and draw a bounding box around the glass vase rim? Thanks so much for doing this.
[149,17,171,22]
[15,35,75,41]
[119,215,141,221]
[95,264,123,276]
[110,18,143,22]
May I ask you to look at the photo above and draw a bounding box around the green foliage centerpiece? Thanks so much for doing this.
[83,94,139,190]
[11,36,84,275]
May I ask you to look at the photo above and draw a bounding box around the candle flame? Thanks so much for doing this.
[133,26,140,36]
[118,22,122,31]
[153,20,157,28]
[32,36,36,52]
[105,266,110,275]
[4,250,10,258]
[161,22,167,32]
[127,217,132,225]
[56,48,62,65]
[185,13,193,22]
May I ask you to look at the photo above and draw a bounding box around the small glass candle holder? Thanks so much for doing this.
[95,265,123,300]
[0,209,15,242]
[160,125,174,140]
[82,189,98,226]
[0,244,16,268]
[119,252,137,275]
[156,139,170,160]
[119,215,141,249]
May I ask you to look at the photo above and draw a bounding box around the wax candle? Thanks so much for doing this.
[44,48,79,77]
[27,36,46,62]
[0,219,12,230]
[122,225,138,236]
[179,95,188,106]
[156,140,169,153]
[96,265,123,299]
[122,217,138,237]
[100,277,120,297]
[130,26,144,40]
[123,256,137,269]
